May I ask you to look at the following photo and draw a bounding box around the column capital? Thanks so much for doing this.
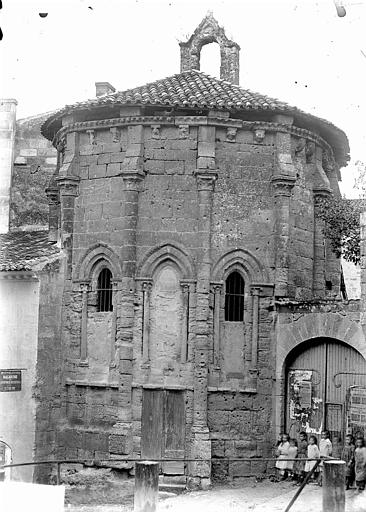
[56,175,80,196]
[79,281,90,293]
[121,170,145,189]
[313,188,331,202]
[271,175,296,197]
[194,170,217,191]
[45,187,59,204]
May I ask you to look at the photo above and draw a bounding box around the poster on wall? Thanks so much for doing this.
[0,370,21,392]
[347,387,366,437]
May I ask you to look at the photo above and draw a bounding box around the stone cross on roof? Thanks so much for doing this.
[179,12,240,85]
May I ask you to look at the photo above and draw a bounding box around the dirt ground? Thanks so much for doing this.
[65,477,366,512]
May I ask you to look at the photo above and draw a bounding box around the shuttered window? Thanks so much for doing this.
[97,268,113,312]
[225,271,244,321]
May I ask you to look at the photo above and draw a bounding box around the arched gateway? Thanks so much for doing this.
[285,338,366,449]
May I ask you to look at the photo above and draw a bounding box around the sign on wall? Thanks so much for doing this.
[0,370,22,392]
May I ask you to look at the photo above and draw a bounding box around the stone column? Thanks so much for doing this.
[212,284,222,367]
[80,282,89,365]
[110,280,119,367]
[45,187,59,242]
[250,287,260,367]
[142,280,152,363]
[180,282,190,363]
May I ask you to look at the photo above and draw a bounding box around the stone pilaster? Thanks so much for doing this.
[118,124,145,443]
[313,192,329,298]
[45,187,59,242]
[188,125,217,488]
[56,175,80,277]
[272,119,296,298]
[272,176,295,297]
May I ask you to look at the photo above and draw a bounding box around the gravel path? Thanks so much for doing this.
[65,480,366,512]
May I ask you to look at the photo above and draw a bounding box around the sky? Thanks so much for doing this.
[1,0,365,197]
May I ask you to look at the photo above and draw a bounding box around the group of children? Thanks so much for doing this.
[275,430,366,491]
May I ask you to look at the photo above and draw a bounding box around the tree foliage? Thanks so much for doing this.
[316,195,362,265]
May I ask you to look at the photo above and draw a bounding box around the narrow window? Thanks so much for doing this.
[225,271,244,321]
[97,268,113,312]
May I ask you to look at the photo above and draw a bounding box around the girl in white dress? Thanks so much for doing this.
[305,435,320,482]
[276,433,290,480]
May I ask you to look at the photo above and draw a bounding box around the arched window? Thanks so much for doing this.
[225,271,244,321]
[97,268,113,312]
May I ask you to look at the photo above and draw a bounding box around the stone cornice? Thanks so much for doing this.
[53,115,336,165]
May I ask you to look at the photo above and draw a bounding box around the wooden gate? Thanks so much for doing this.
[141,389,185,475]
[286,338,366,444]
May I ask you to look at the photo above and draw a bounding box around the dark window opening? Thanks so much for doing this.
[326,280,333,291]
[225,271,244,321]
[97,268,113,312]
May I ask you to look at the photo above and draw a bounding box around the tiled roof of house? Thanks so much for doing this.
[0,231,60,271]
[41,70,349,165]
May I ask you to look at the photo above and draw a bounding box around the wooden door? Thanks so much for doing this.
[141,389,164,459]
[286,338,366,441]
[162,390,185,475]
[141,389,185,474]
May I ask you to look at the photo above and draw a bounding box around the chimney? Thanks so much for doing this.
[95,82,116,97]
[0,99,17,234]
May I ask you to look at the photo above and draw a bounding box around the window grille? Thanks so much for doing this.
[225,271,244,321]
[97,268,113,312]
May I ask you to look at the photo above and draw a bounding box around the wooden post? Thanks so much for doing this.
[322,460,345,512]
[134,461,159,512]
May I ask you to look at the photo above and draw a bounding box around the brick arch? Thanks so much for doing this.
[276,312,366,381]
[74,243,122,281]
[211,248,270,284]
[136,242,196,280]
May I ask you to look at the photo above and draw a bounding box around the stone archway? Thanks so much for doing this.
[273,312,366,436]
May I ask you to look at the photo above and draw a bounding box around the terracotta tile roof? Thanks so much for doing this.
[41,70,349,165]
[0,231,60,271]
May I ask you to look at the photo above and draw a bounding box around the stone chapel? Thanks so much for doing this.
[1,14,366,487]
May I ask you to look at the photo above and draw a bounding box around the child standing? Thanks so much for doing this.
[355,437,366,492]
[276,433,290,480]
[304,435,320,482]
[319,430,332,486]
[341,434,355,490]
[287,439,298,480]
[295,431,308,484]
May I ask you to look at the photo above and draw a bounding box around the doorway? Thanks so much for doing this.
[285,338,366,447]
[141,389,185,475]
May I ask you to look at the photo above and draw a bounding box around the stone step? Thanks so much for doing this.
[158,482,186,494]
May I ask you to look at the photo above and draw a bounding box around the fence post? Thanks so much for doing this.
[134,461,159,512]
[322,460,345,512]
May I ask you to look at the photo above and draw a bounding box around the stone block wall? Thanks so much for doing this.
[49,112,344,483]
[34,259,65,483]
[10,114,57,230]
